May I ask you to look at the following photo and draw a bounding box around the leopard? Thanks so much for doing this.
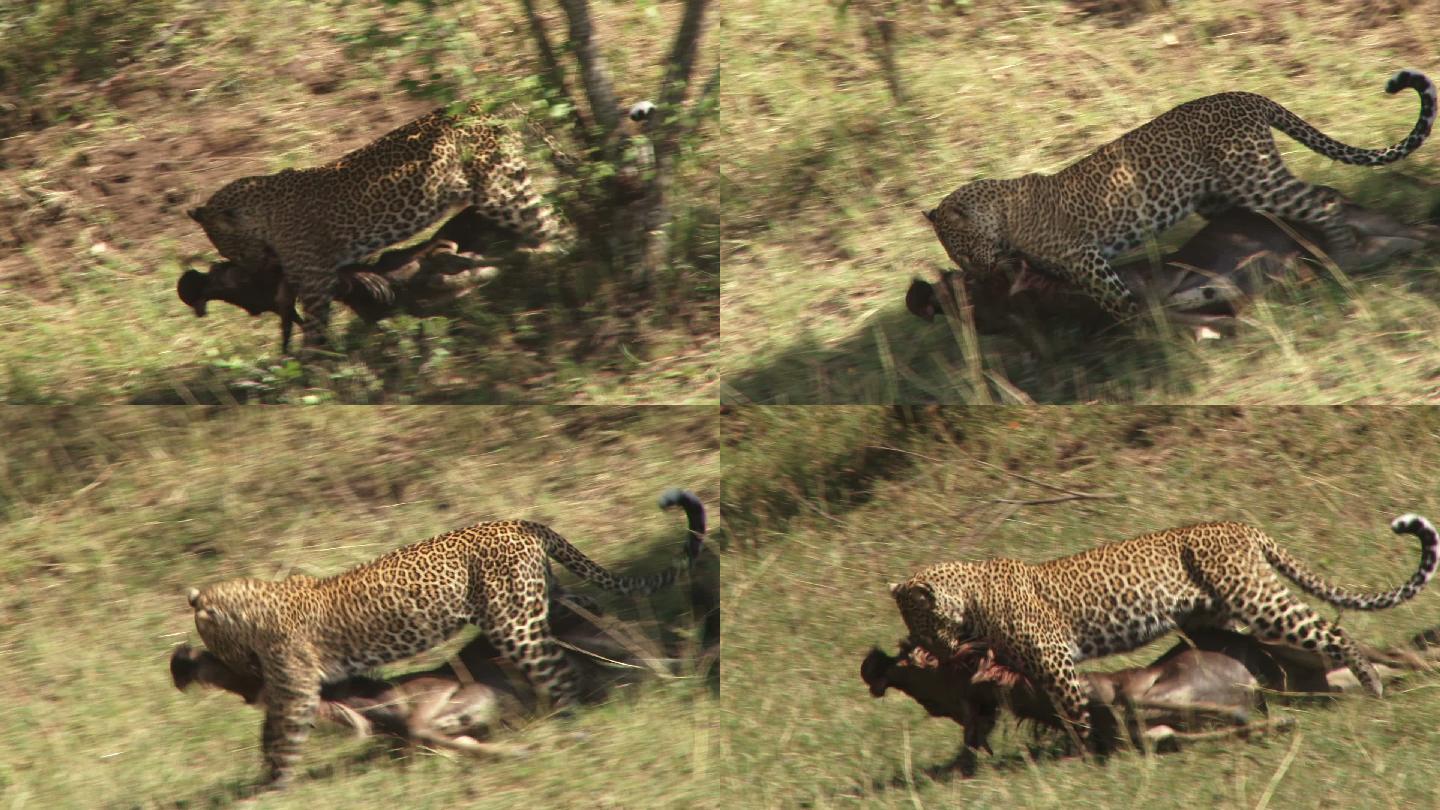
[188,99,562,350]
[889,513,1439,744]
[184,488,705,789]
[926,69,1436,320]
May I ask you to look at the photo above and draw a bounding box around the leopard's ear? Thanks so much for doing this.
[914,583,936,610]
[894,580,936,609]
[921,208,937,226]
[187,206,204,223]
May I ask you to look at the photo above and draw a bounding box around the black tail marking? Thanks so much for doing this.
[660,488,706,561]
[1386,69,1431,96]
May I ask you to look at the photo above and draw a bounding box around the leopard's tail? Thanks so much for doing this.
[1265,69,1435,167]
[659,487,706,563]
[1262,514,1440,610]
[542,489,706,596]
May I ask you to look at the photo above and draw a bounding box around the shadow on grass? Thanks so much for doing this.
[722,301,1188,405]
[832,739,1098,802]
[722,415,927,547]
[125,252,714,404]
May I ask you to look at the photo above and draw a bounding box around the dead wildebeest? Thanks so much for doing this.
[906,199,1439,337]
[172,595,675,757]
[177,207,514,353]
[861,627,1438,774]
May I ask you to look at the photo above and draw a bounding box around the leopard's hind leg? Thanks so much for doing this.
[1241,175,1353,256]
[465,140,559,247]
[1188,549,1383,697]
[1212,137,1354,257]
[486,622,584,712]
[477,574,584,712]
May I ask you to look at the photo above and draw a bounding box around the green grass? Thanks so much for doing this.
[719,0,1440,403]
[720,406,1440,807]
[0,1,717,404]
[0,406,719,807]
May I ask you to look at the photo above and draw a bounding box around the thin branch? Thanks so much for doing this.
[670,63,719,143]
[659,0,709,103]
[991,493,1122,506]
[517,0,593,147]
[696,64,719,112]
[654,0,711,158]
[966,455,1115,500]
[971,489,1021,546]
[850,0,905,103]
[797,496,847,525]
[865,445,948,464]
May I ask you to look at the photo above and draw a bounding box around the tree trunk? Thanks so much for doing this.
[556,0,620,150]
[535,0,714,284]
[639,0,712,280]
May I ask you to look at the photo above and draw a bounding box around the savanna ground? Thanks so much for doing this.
[720,406,1440,807]
[720,0,1440,403]
[0,1,717,404]
[0,407,719,807]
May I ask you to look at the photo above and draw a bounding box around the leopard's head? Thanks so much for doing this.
[925,181,1004,277]
[890,570,970,661]
[186,580,274,677]
[188,177,278,272]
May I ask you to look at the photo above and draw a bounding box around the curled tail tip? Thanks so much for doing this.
[1386,69,1433,96]
[659,488,704,514]
[1392,513,1437,536]
[658,488,706,560]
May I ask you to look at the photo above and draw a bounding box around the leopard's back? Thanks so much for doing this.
[1029,93,1277,258]
[301,520,553,674]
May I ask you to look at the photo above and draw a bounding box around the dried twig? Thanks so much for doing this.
[992,492,1122,506]
[964,455,1118,500]
[971,487,1021,545]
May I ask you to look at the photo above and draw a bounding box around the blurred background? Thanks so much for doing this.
[721,405,1440,806]
[0,1,717,404]
[0,405,718,806]
[720,1,1440,403]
